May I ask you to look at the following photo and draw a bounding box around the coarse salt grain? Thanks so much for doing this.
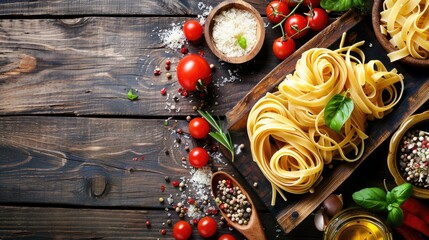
[158,23,186,51]
[212,8,257,57]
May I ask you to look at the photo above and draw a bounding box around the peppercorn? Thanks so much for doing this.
[159,197,164,203]
[164,176,170,182]
[161,229,167,235]
[146,220,151,227]
[166,219,172,225]
[160,88,167,95]
[172,180,179,187]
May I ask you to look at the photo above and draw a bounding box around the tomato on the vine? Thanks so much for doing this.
[284,14,309,39]
[218,233,236,240]
[183,20,203,41]
[266,0,290,24]
[188,117,210,139]
[188,147,209,168]
[173,220,192,240]
[272,37,296,60]
[177,54,212,91]
[303,0,321,7]
[197,216,217,238]
[307,8,329,32]
[284,0,299,7]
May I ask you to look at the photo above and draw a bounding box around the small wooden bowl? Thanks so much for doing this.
[387,111,429,199]
[372,0,429,67]
[204,0,265,64]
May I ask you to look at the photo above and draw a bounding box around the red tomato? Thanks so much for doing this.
[218,233,236,240]
[189,117,210,139]
[177,54,212,91]
[284,0,299,7]
[266,1,290,24]
[303,0,321,7]
[183,20,203,41]
[197,216,217,238]
[272,37,296,60]
[284,14,309,39]
[173,220,192,240]
[188,147,209,168]
[307,8,329,32]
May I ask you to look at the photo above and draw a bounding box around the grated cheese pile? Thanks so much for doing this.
[212,8,257,58]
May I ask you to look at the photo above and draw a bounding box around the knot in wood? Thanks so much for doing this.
[90,175,107,197]
[18,54,37,73]
[56,18,89,27]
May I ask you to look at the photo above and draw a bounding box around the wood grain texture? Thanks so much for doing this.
[0,116,239,207]
[0,0,266,16]
[227,19,429,233]
[0,17,279,117]
[0,206,322,240]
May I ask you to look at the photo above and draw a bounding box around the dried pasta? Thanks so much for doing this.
[247,34,404,205]
[380,0,429,61]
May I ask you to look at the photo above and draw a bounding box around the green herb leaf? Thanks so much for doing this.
[127,89,138,101]
[390,183,413,205]
[237,35,247,50]
[387,206,404,227]
[198,110,235,161]
[352,187,388,211]
[320,0,365,11]
[324,94,354,133]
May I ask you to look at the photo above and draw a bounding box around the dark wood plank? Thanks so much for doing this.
[0,0,266,16]
[0,206,321,240]
[226,19,429,233]
[0,17,279,117]
[0,116,246,208]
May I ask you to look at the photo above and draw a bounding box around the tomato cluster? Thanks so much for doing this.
[266,0,329,60]
[172,216,236,240]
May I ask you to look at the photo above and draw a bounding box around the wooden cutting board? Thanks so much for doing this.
[225,10,429,234]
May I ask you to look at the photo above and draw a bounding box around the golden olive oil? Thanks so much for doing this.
[324,208,393,240]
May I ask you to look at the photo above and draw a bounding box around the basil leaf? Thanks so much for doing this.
[321,0,365,11]
[127,89,138,101]
[387,206,404,227]
[386,191,397,204]
[324,94,354,133]
[391,183,413,205]
[238,35,247,50]
[352,187,388,211]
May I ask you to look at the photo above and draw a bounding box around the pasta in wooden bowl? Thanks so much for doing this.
[372,0,429,67]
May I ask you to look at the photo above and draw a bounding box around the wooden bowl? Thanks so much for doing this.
[204,0,265,64]
[387,111,429,199]
[372,0,429,67]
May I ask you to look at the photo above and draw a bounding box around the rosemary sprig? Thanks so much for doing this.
[197,110,234,162]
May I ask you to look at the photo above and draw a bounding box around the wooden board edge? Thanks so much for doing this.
[225,9,364,131]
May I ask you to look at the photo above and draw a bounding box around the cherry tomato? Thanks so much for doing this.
[189,117,210,139]
[177,54,212,91]
[307,8,329,32]
[303,0,321,7]
[272,37,296,60]
[218,233,236,240]
[284,14,309,39]
[188,147,209,168]
[183,20,203,41]
[173,220,192,240]
[284,0,299,7]
[266,1,290,24]
[197,216,217,238]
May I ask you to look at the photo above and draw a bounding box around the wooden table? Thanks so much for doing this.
[1,1,428,239]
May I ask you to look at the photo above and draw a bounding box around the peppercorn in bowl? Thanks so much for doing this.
[388,111,429,199]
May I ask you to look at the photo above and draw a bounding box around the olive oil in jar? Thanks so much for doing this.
[324,208,393,240]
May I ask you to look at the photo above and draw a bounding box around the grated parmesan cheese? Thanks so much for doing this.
[212,8,257,57]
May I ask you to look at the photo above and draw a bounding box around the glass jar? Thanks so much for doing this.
[324,208,393,240]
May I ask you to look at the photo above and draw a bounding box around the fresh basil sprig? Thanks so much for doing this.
[237,35,247,50]
[320,0,366,12]
[352,183,413,226]
[324,94,354,133]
